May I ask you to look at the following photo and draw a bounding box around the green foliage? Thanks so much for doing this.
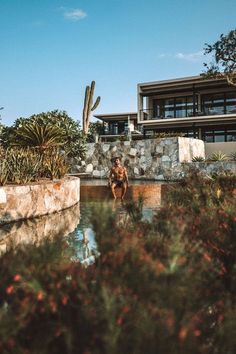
[0,173,236,352]
[203,29,236,86]
[87,121,104,142]
[230,151,236,161]
[0,159,9,186]
[44,149,69,180]
[6,148,43,184]
[192,156,205,162]
[153,131,185,138]
[0,147,69,185]
[83,81,101,135]
[13,122,65,150]
[208,151,228,161]
[1,110,86,160]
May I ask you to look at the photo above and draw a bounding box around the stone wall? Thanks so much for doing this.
[182,161,236,176]
[0,177,80,225]
[74,137,205,180]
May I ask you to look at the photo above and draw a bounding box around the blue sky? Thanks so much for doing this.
[0,0,236,126]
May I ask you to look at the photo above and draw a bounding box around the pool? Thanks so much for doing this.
[0,200,158,264]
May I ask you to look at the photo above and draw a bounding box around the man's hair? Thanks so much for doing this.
[111,157,121,163]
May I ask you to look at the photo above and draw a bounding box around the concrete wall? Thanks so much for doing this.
[0,177,80,225]
[205,142,236,157]
[74,137,205,181]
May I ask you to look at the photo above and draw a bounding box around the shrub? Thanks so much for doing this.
[230,151,236,161]
[192,156,205,162]
[0,173,236,353]
[0,147,70,185]
[208,151,228,161]
[1,110,86,160]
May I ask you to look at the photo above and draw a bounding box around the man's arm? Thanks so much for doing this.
[124,168,129,186]
[108,169,113,186]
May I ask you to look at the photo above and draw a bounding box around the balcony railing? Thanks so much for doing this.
[139,108,236,121]
[101,126,142,136]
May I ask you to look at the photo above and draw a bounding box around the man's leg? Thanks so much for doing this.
[121,182,127,200]
[111,182,117,199]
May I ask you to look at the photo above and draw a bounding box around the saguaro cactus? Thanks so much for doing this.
[82,81,101,135]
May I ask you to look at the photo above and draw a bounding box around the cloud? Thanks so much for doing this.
[158,51,204,62]
[63,8,87,21]
[175,51,204,62]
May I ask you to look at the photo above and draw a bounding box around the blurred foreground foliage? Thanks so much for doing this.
[0,172,236,353]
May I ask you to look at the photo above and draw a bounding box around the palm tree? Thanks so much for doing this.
[13,122,65,151]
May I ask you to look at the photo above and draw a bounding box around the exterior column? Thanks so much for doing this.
[137,85,144,123]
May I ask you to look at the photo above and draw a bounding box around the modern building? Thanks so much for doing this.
[94,112,140,141]
[95,75,236,154]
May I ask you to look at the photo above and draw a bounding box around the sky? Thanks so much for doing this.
[0,0,236,126]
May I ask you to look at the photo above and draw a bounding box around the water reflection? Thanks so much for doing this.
[0,204,81,255]
[0,201,156,263]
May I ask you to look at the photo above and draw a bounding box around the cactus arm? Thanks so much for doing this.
[82,81,101,134]
[91,96,101,111]
[83,86,90,133]
[86,81,95,133]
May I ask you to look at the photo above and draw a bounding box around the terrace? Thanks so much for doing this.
[138,76,236,141]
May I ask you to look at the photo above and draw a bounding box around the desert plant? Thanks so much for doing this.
[82,81,101,135]
[192,156,205,162]
[6,148,43,184]
[0,159,9,186]
[230,151,236,161]
[208,151,228,161]
[152,131,185,139]
[13,122,65,151]
[2,111,86,160]
[44,149,69,180]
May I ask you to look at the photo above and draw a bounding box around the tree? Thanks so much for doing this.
[14,122,65,151]
[1,110,86,160]
[203,29,236,86]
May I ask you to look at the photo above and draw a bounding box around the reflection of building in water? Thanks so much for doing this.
[0,204,81,255]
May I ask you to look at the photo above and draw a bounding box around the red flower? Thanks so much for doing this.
[37,291,44,301]
[116,316,123,326]
[62,295,69,305]
[179,327,187,340]
[122,305,130,314]
[193,329,201,337]
[6,285,14,295]
[13,274,21,282]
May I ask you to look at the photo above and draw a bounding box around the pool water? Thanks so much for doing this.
[0,201,157,263]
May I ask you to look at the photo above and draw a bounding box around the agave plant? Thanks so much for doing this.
[208,151,228,161]
[0,159,9,186]
[12,122,66,151]
[6,148,43,184]
[192,156,205,162]
[230,151,236,161]
[44,150,69,180]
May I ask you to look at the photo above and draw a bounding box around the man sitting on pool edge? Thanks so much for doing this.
[108,157,129,200]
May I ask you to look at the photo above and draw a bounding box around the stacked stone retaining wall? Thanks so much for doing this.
[74,137,205,180]
[0,177,80,225]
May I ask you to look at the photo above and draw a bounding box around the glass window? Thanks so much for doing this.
[153,99,165,118]
[203,94,224,115]
[205,135,214,143]
[226,129,236,141]
[215,134,225,142]
[226,93,236,114]
[186,96,196,117]
[164,99,175,118]
[175,97,186,118]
